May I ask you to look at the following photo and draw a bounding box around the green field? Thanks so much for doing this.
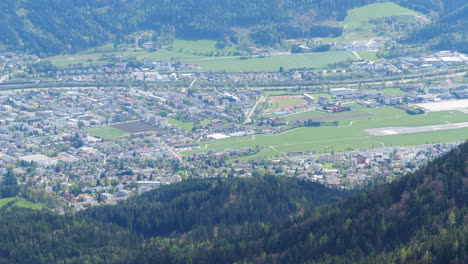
[182,108,468,158]
[168,117,195,131]
[344,2,424,24]
[0,197,44,210]
[191,52,356,72]
[168,117,211,131]
[358,51,379,61]
[49,36,357,72]
[284,108,370,123]
[272,96,306,106]
[87,126,130,140]
[309,93,334,99]
[13,199,44,210]
[381,88,406,95]
[49,39,243,68]
[0,197,16,208]
[339,2,428,41]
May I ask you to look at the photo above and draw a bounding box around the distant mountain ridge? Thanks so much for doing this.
[1,0,466,56]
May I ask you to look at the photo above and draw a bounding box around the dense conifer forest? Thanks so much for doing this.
[0,0,465,55]
[0,141,466,263]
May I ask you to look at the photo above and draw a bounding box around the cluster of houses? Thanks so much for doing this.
[0,86,263,208]
[185,143,458,188]
[0,52,39,82]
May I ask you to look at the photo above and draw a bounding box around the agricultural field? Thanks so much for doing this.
[49,39,240,68]
[191,52,356,72]
[49,37,357,72]
[182,107,468,159]
[87,126,130,140]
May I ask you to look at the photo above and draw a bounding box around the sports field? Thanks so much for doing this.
[182,108,468,158]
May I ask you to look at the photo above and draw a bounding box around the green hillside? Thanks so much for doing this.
[1,0,466,56]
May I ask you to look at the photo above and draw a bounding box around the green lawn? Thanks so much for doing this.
[49,38,244,69]
[13,199,44,210]
[230,147,284,162]
[168,118,211,131]
[0,197,44,210]
[272,97,306,106]
[358,51,379,61]
[168,117,194,131]
[381,88,406,96]
[0,197,16,208]
[87,126,130,140]
[344,2,424,24]
[182,109,468,158]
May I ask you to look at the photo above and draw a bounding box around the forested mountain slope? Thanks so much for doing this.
[0,176,347,263]
[1,0,466,55]
[126,141,468,263]
[400,0,468,52]
[0,0,374,55]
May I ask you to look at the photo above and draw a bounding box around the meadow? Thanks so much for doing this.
[48,39,227,68]
[190,52,356,72]
[0,197,44,210]
[49,39,356,72]
[357,51,379,61]
[339,2,428,42]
